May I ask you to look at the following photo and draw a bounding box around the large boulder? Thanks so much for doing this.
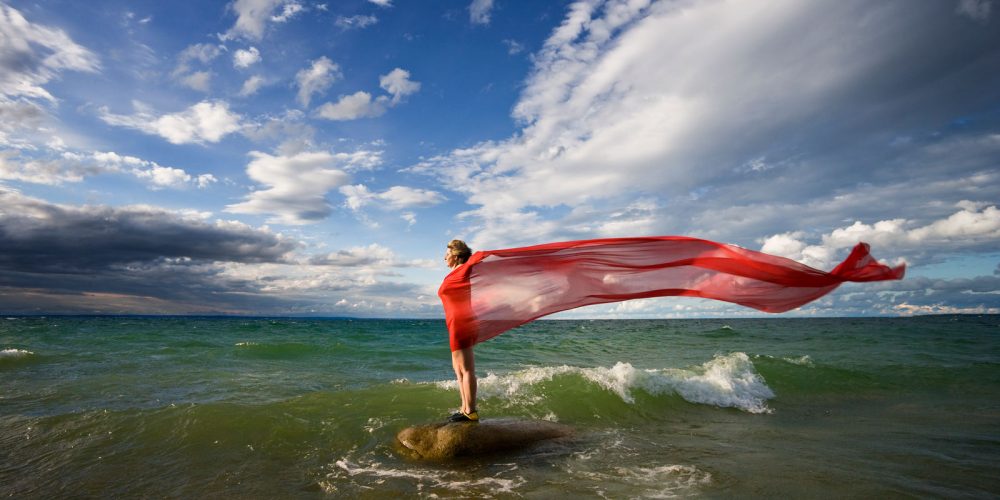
[396,418,573,459]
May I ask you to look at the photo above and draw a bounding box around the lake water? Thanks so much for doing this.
[2,315,998,497]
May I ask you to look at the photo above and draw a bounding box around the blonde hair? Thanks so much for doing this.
[447,239,472,264]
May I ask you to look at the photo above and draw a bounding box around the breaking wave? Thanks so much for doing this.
[434,352,775,414]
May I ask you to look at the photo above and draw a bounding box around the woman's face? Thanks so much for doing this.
[444,250,458,268]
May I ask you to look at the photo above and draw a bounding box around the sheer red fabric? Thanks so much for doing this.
[438,236,905,351]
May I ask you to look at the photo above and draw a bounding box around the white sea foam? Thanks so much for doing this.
[234,342,258,346]
[783,355,814,366]
[0,348,34,358]
[327,459,525,495]
[433,352,775,413]
[611,464,712,498]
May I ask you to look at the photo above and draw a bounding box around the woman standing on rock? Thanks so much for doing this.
[439,239,479,422]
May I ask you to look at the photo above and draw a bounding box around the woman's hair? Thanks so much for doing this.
[447,239,472,264]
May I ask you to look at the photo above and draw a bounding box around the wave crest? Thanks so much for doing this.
[435,352,775,414]
[1,348,34,358]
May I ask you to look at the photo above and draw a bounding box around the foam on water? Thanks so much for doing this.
[1,348,34,358]
[326,459,525,496]
[783,355,814,366]
[575,465,712,499]
[434,352,775,413]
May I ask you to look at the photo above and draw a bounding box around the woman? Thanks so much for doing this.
[440,239,479,422]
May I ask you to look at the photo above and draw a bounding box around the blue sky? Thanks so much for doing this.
[1,0,999,317]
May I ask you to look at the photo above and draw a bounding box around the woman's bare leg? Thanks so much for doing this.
[451,347,476,414]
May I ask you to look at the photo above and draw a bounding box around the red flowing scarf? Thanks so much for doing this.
[438,236,904,350]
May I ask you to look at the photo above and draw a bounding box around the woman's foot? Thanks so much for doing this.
[447,410,480,422]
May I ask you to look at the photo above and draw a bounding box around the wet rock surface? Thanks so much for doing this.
[396,418,574,459]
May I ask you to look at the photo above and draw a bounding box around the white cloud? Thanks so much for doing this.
[179,70,213,92]
[315,68,419,120]
[340,184,445,211]
[307,243,438,271]
[172,44,225,91]
[379,68,421,104]
[0,149,216,189]
[176,43,224,67]
[761,204,1000,270]
[239,75,266,96]
[224,0,303,40]
[469,0,495,25]
[87,150,218,189]
[226,149,383,224]
[99,100,243,145]
[316,91,388,120]
[414,0,1000,251]
[336,14,378,29]
[271,1,305,22]
[340,184,445,228]
[132,164,195,189]
[0,100,47,147]
[233,47,262,68]
[296,56,340,107]
[367,0,392,7]
[0,150,113,184]
[0,4,100,102]
[401,212,417,226]
[196,174,217,188]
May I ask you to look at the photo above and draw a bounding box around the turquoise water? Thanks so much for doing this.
[1,316,998,498]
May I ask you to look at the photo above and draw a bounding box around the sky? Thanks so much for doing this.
[1,0,999,318]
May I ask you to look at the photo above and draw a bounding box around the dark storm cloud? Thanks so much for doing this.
[0,189,299,313]
[0,189,296,273]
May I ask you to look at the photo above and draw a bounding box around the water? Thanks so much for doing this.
[1,316,998,498]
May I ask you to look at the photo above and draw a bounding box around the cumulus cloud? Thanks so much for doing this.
[414,0,1000,252]
[367,0,392,7]
[469,0,495,25]
[761,203,1000,270]
[316,91,388,120]
[0,4,100,102]
[225,149,383,224]
[379,68,421,104]
[99,100,243,145]
[224,0,304,40]
[233,46,262,68]
[315,68,419,120]
[296,56,340,107]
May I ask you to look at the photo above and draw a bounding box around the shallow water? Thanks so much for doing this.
[1,316,998,497]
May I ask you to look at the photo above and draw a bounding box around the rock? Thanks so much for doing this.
[396,418,573,459]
